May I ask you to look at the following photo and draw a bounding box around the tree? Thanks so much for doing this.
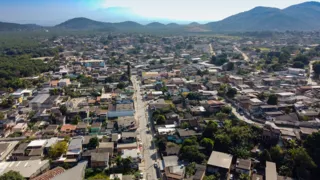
[313,62,320,79]
[287,147,316,179]
[230,146,250,159]
[267,94,278,105]
[270,145,284,164]
[303,131,320,167]
[117,82,125,89]
[216,112,228,121]
[260,149,272,164]
[88,137,99,149]
[292,61,305,69]
[221,106,232,114]
[200,138,214,154]
[180,122,189,129]
[226,88,237,98]
[202,121,218,139]
[49,141,68,159]
[71,115,81,125]
[293,55,309,65]
[239,173,250,180]
[0,171,24,180]
[185,162,196,177]
[225,62,235,71]
[0,112,4,120]
[155,115,166,125]
[59,104,67,115]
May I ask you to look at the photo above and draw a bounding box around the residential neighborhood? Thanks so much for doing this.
[1,31,320,180]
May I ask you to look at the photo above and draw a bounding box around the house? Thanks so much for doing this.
[58,79,71,87]
[149,99,171,110]
[248,98,264,113]
[262,78,281,86]
[32,167,65,180]
[11,143,28,160]
[82,60,105,68]
[76,122,88,135]
[265,161,277,180]
[108,103,135,118]
[200,100,225,113]
[12,123,28,133]
[0,141,19,161]
[300,127,318,139]
[163,142,180,156]
[207,151,233,178]
[189,106,206,115]
[164,165,185,180]
[117,142,137,152]
[121,132,136,143]
[235,158,252,175]
[193,164,206,180]
[66,137,83,161]
[229,75,243,85]
[90,122,102,135]
[42,125,59,137]
[29,94,50,110]
[121,149,141,163]
[251,174,264,180]
[0,159,50,179]
[262,125,281,142]
[97,142,114,156]
[288,68,305,76]
[91,152,109,168]
[52,161,87,180]
[100,93,113,104]
[297,109,319,120]
[60,124,77,136]
[117,116,136,131]
[176,129,199,140]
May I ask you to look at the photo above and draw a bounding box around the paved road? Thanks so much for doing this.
[234,46,249,61]
[132,76,158,180]
[308,60,319,85]
[209,43,216,56]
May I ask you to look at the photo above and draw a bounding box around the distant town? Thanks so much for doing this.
[0,30,320,180]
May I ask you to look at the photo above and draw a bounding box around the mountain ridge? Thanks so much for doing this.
[1,1,320,32]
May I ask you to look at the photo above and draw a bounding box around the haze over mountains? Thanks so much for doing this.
[1,1,320,32]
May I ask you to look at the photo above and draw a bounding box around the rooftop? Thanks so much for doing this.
[28,140,48,148]
[207,151,233,169]
[0,159,49,178]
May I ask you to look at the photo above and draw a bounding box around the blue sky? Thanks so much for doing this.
[0,0,317,25]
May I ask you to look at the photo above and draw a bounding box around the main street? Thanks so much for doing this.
[132,75,158,180]
[234,45,249,61]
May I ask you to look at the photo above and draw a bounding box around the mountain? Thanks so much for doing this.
[206,1,320,31]
[146,22,166,28]
[0,22,41,31]
[112,21,143,29]
[55,17,114,30]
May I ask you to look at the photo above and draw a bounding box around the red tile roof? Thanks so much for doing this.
[31,167,65,180]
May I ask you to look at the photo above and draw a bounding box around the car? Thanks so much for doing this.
[154,163,158,168]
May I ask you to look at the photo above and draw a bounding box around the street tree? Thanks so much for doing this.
[0,171,24,180]
[72,115,81,125]
[200,138,214,154]
[313,62,320,78]
[226,88,237,98]
[49,141,68,159]
[88,137,99,149]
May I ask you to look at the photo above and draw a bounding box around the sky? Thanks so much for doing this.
[0,0,317,25]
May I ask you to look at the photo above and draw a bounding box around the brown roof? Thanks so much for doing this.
[60,124,77,132]
[31,167,65,180]
[236,158,251,170]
